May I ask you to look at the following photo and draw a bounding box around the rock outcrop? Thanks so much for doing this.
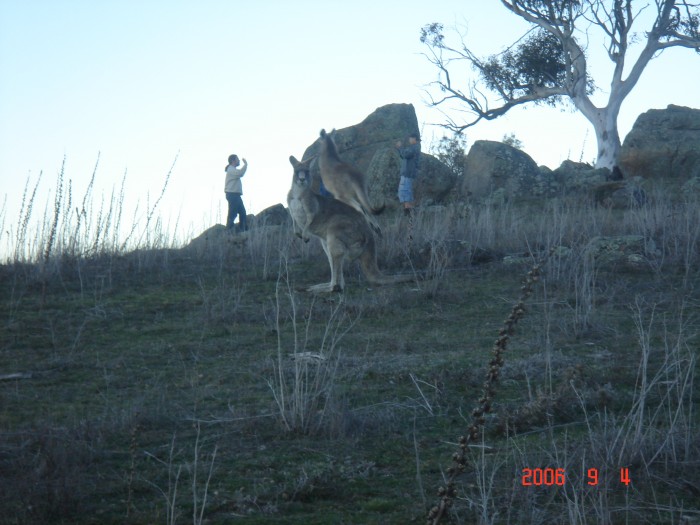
[592,181,646,208]
[619,105,700,182]
[364,145,456,207]
[183,224,240,255]
[585,235,658,272]
[301,103,456,208]
[302,103,419,171]
[550,160,610,193]
[460,144,647,206]
[548,160,645,207]
[460,140,547,201]
[455,105,700,203]
[252,204,290,226]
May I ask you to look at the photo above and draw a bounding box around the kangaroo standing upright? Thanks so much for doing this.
[317,129,384,235]
[287,155,411,293]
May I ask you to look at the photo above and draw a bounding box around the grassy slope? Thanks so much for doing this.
[1,202,699,525]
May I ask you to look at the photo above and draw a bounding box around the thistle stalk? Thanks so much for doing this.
[427,260,543,525]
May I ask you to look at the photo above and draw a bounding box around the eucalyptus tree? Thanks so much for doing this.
[421,1,700,170]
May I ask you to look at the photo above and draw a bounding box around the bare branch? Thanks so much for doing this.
[656,34,700,47]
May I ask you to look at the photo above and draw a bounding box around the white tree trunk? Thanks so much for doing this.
[592,112,621,171]
[575,99,622,172]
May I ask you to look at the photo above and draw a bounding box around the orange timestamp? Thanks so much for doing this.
[521,467,631,486]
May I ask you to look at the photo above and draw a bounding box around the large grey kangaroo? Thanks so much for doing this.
[287,155,411,293]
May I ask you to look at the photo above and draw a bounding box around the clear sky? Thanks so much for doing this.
[1,0,699,251]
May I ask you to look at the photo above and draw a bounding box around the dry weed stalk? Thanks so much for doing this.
[14,171,42,263]
[43,160,64,266]
[268,258,356,435]
[125,418,141,519]
[427,257,543,525]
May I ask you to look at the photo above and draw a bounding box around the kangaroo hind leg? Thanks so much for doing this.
[327,237,347,292]
[308,238,343,293]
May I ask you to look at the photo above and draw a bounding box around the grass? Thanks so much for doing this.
[1,170,699,524]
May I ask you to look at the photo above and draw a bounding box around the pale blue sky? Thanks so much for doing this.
[1,0,698,251]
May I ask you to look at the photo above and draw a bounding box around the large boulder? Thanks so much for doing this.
[300,103,455,208]
[546,160,647,208]
[252,203,290,227]
[183,224,240,255]
[460,140,549,200]
[551,160,610,193]
[592,180,647,208]
[415,155,457,205]
[364,146,456,208]
[618,105,700,182]
[364,146,401,206]
[302,103,419,171]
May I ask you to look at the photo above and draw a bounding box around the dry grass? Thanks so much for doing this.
[267,257,360,436]
[1,156,180,269]
[1,168,699,524]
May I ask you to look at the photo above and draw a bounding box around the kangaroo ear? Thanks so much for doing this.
[319,129,327,138]
[289,155,300,168]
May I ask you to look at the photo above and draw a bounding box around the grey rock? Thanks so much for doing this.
[585,235,658,271]
[300,103,455,208]
[552,160,611,194]
[460,140,549,200]
[592,179,646,208]
[619,104,700,182]
[253,203,290,226]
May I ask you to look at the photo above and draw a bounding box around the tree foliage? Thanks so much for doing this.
[502,132,524,149]
[482,29,569,104]
[432,134,468,177]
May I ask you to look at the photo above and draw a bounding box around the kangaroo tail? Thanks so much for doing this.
[363,211,383,238]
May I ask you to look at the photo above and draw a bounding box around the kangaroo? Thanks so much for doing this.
[317,129,384,235]
[287,155,412,293]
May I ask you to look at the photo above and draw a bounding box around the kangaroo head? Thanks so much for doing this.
[289,155,314,187]
[318,128,339,158]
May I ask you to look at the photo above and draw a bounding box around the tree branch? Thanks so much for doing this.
[431,84,570,133]
[501,0,566,36]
